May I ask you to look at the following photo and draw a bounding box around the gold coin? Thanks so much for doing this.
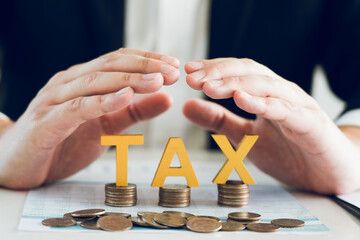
[163,211,194,218]
[227,218,260,225]
[105,183,137,190]
[153,213,187,228]
[80,219,101,230]
[63,213,96,222]
[130,216,150,227]
[246,223,280,232]
[225,180,247,185]
[42,218,77,227]
[141,213,170,229]
[186,218,222,233]
[228,212,261,221]
[271,218,305,228]
[187,215,221,222]
[97,215,133,231]
[158,202,190,208]
[161,184,190,191]
[137,211,157,219]
[221,221,246,231]
[71,209,106,217]
[102,212,131,218]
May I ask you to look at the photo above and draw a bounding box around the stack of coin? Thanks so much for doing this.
[158,184,190,208]
[217,180,249,207]
[105,183,137,207]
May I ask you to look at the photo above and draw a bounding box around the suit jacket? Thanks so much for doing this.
[1,0,360,139]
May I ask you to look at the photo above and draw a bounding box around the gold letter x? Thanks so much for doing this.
[212,134,258,184]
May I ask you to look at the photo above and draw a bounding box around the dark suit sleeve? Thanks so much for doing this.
[318,0,360,115]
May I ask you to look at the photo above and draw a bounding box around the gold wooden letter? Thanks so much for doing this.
[212,134,258,184]
[101,135,143,187]
[151,137,199,187]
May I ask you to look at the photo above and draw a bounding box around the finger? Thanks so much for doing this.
[101,92,173,134]
[185,58,275,90]
[117,48,180,68]
[51,72,164,105]
[47,87,135,138]
[184,58,228,73]
[54,51,180,86]
[201,75,302,104]
[233,90,318,134]
[183,98,253,145]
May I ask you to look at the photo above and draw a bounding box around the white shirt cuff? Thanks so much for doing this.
[336,109,360,127]
[0,112,10,121]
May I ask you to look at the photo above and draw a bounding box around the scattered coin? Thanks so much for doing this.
[228,212,261,221]
[186,218,222,233]
[141,213,170,229]
[153,213,187,228]
[80,219,101,230]
[130,216,150,227]
[63,213,96,222]
[42,218,77,227]
[159,184,191,208]
[137,211,157,219]
[221,221,246,231]
[97,215,133,231]
[271,218,305,228]
[227,218,260,225]
[71,208,106,217]
[102,212,131,218]
[187,215,221,222]
[163,211,194,218]
[246,223,280,233]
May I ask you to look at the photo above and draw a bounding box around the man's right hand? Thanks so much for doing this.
[0,48,180,189]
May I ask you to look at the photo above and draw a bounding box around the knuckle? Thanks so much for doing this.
[83,72,99,88]
[241,58,256,65]
[211,62,226,77]
[138,57,150,69]
[97,95,109,114]
[143,51,152,59]
[101,52,118,67]
[52,70,66,80]
[124,73,131,84]
[69,97,85,113]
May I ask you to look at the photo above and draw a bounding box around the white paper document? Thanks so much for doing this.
[18,159,328,234]
[19,181,327,233]
[337,191,360,209]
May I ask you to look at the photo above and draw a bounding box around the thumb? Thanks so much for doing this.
[102,92,173,134]
[183,99,253,146]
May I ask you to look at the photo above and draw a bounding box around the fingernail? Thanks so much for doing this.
[161,56,180,67]
[142,73,161,81]
[189,70,206,81]
[115,86,130,95]
[187,61,204,70]
[207,80,224,87]
[161,64,177,75]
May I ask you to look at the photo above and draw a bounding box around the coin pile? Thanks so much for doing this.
[158,184,191,208]
[41,209,305,233]
[217,180,249,207]
[105,183,137,207]
[227,212,262,225]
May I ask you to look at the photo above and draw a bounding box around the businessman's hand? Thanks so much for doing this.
[184,58,360,194]
[0,48,180,189]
